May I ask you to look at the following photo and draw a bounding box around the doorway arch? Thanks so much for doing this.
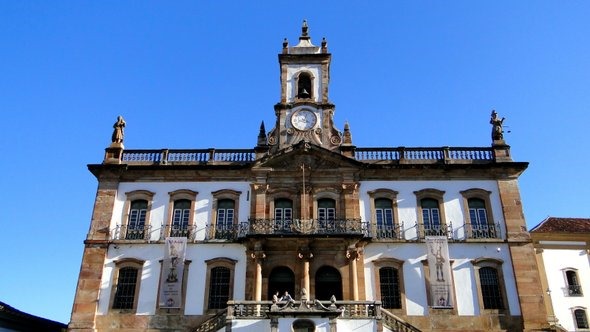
[315,266,342,300]
[268,266,295,300]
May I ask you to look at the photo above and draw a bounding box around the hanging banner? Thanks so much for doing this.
[425,236,453,308]
[159,237,187,308]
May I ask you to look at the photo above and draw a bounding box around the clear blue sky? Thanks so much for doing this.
[1,1,588,324]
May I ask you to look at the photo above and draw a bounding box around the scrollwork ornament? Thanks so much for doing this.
[330,135,342,145]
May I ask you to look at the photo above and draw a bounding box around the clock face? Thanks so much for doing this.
[291,109,317,131]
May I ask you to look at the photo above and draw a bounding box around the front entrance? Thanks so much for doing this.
[268,266,295,300]
[315,266,342,300]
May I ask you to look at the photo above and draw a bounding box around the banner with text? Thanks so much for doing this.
[425,236,453,308]
[159,237,187,308]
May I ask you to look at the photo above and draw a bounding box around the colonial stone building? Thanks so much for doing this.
[68,22,552,332]
[531,217,590,332]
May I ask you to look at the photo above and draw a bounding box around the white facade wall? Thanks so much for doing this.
[542,247,590,331]
[101,178,517,319]
[359,180,505,240]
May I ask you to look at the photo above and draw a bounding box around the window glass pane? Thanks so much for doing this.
[327,208,335,219]
[275,208,283,220]
[284,208,292,220]
[112,267,138,309]
[422,209,431,226]
[575,309,589,329]
[208,267,231,309]
[217,210,226,224]
[375,198,393,209]
[384,209,393,225]
[479,267,504,309]
[318,198,335,208]
[477,209,488,224]
[318,208,326,220]
[376,210,384,226]
[379,267,401,309]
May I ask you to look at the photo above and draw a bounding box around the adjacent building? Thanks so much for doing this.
[532,217,590,332]
[68,22,552,332]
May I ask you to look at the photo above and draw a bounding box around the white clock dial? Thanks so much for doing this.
[291,109,317,131]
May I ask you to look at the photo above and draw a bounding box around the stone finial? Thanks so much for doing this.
[111,115,126,145]
[321,37,328,53]
[282,38,289,53]
[257,121,267,146]
[301,20,309,38]
[490,110,505,141]
[342,121,353,145]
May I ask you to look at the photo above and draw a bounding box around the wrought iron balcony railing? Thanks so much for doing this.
[159,225,198,241]
[239,219,368,237]
[369,223,404,240]
[465,223,502,239]
[416,222,453,240]
[568,285,583,296]
[114,224,153,241]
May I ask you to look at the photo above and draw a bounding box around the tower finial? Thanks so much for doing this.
[299,19,310,41]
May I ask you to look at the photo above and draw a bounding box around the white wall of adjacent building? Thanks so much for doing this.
[541,247,590,331]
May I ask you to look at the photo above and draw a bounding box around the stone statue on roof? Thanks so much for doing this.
[490,110,505,141]
[111,115,126,144]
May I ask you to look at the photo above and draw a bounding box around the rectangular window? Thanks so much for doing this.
[112,267,139,310]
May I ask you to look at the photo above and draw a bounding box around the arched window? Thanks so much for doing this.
[379,267,401,309]
[127,200,148,240]
[297,72,312,99]
[171,199,191,237]
[275,198,293,233]
[216,199,235,239]
[315,266,342,300]
[268,266,295,300]
[292,319,315,332]
[460,189,495,239]
[468,198,488,226]
[479,267,504,309]
[574,308,589,329]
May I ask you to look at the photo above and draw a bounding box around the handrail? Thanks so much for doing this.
[192,308,227,332]
[381,308,422,332]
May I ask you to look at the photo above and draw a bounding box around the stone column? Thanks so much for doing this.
[68,170,121,331]
[347,248,361,301]
[298,249,313,296]
[498,179,550,331]
[251,251,266,302]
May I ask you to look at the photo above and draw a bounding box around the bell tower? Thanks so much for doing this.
[267,21,344,153]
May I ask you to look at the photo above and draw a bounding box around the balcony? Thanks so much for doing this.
[239,219,368,238]
[369,223,404,240]
[114,224,152,240]
[416,223,453,240]
[568,285,583,296]
[159,225,198,241]
[465,223,501,239]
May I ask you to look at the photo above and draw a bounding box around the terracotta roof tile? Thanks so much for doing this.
[530,217,590,233]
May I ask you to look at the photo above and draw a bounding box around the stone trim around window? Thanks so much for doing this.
[414,188,447,237]
[121,190,155,241]
[311,189,340,219]
[109,258,145,313]
[368,189,401,240]
[372,257,406,315]
[203,257,237,314]
[211,189,241,224]
[471,258,509,314]
[165,189,198,237]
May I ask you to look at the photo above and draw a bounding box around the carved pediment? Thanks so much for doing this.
[254,140,361,171]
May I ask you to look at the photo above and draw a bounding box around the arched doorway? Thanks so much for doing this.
[315,266,342,300]
[268,266,295,300]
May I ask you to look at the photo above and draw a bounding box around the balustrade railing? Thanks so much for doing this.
[239,219,368,237]
[122,149,255,164]
[192,308,228,332]
[381,308,422,332]
[355,147,493,162]
[568,285,583,296]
